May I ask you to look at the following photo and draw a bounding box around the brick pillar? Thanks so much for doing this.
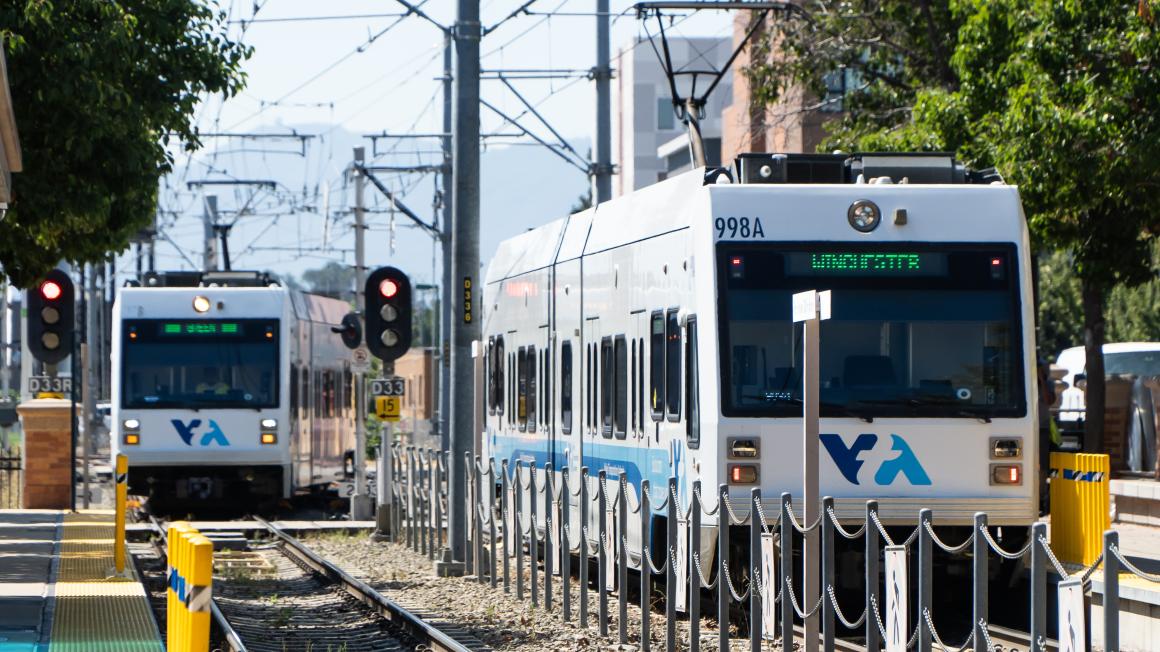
[17,398,73,509]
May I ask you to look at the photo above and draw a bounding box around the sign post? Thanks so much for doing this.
[792,289,831,652]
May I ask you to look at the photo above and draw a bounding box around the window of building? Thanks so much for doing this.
[657,97,675,130]
[614,335,627,439]
[601,337,613,437]
[650,311,665,420]
[561,341,573,434]
[666,308,681,420]
[686,317,700,448]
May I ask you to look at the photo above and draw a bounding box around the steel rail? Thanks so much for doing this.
[253,516,474,652]
[145,515,248,652]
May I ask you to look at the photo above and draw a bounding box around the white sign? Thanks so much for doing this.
[369,377,406,397]
[885,545,908,652]
[28,375,72,395]
[604,507,615,592]
[506,483,517,555]
[352,346,371,373]
[1057,579,1086,652]
[792,289,833,323]
[761,533,778,637]
[675,519,689,612]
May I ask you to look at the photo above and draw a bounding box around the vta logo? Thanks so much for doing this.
[171,419,230,447]
[819,433,931,486]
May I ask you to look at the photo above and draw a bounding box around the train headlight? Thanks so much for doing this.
[990,437,1022,459]
[192,295,211,313]
[847,199,881,233]
[728,464,759,484]
[260,418,278,430]
[728,437,760,459]
[123,419,140,431]
[990,463,1022,485]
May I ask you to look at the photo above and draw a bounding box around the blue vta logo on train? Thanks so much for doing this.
[171,419,230,447]
[820,433,931,486]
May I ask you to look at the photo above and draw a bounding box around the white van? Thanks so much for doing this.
[1056,342,1160,420]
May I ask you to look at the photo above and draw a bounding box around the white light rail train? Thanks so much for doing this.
[112,271,356,511]
[481,152,1036,585]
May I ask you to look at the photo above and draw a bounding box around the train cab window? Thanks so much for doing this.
[614,335,627,439]
[686,317,700,448]
[650,311,665,420]
[517,347,528,430]
[600,338,613,437]
[561,341,573,434]
[527,346,537,432]
[666,308,682,421]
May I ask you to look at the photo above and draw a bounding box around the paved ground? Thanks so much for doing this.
[0,510,60,652]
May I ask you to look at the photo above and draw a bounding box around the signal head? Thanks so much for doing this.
[379,278,399,299]
[26,269,75,365]
[40,280,62,301]
[365,266,412,362]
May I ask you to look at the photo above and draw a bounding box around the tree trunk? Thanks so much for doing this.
[1081,277,1107,452]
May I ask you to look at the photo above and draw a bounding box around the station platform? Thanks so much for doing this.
[0,509,163,652]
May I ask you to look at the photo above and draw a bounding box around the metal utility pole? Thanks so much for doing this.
[203,195,219,271]
[352,146,373,521]
[793,289,830,652]
[443,0,481,577]
[81,265,98,508]
[593,0,612,203]
[439,33,454,450]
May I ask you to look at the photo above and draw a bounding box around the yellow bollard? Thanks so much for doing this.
[188,534,214,652]
[167,521,192,652]
[114,454,128,574]
[1049,452,1110,566]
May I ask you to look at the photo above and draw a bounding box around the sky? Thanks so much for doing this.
[133,0,733,291]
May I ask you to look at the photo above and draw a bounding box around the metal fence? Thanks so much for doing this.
[380,445,1160,652]
[0,444,21,508]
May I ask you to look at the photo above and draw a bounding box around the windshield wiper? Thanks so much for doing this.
[746,395,875,422]
[854,397,993,422]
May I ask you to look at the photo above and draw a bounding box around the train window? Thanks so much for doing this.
[509,352,515,425]
[543,346,551,428]
[638,338,645,431]
[290,364,299,410]
[650,311,664,421]
[586,344,593,429]
[686,317,700,448]
[486,337,495,415]
[600,337,613,437]
[614,335,627,439]
[630,340,637,433]
[561,341,573,434]
[495,336,505,416]
[517,347,527,430]
[528,346,537,433]
[666,308,682,421]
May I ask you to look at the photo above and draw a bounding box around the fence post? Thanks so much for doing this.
[420,450,429,557]
[430,449,439,560]
[640,479,651,652]
[917,508,933,652]
[667,476,678,652]
[476,455,486,583]
[580,466,590,629]
[1030,521,1047,651]
[618,475,628,644]
[1104,530,1119,652]
[781,493,794,651]
[501,458,511,593]
[530,464,539,607]
[690,481,702,652]
[718,484,730,652]
[489,458,498,588]
[973,513,988,652]
[821,496,835,652]
[562,467,572,622]
[466,450,475,574]
[393,447,403,543]
[545,462,554,611]
[407,447,416,550]
[751,488,762,652]
[865,500,879,652]
[114,454,127,574]
[516,462,525,601]
[598,469,609,636]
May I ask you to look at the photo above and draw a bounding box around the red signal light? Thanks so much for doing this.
[379,278,399,298]
[40,280,62,301]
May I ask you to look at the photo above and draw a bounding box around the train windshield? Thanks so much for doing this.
[120,319,279,409]
[717,244,1026,419]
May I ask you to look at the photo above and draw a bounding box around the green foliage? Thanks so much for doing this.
[0,0,249,287]
[301,261,355,300]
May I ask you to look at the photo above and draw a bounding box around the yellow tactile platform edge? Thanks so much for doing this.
[48,511,164,652]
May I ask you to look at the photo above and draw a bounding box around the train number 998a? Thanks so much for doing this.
[714,216,765,239]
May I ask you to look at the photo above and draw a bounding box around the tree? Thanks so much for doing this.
[0,1,249,288]
[301,261,355,301]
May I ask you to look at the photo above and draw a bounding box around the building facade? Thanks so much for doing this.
[612,36,733,196]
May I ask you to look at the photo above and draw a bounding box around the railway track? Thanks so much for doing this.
[139,514,486,652]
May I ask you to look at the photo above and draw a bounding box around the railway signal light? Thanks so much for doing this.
[365,266,411,362]
[26,269,74,365]
[333,312,362,350]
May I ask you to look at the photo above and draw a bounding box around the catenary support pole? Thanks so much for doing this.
[593,0,612,203]
[351,147,372,520]
[445,0,480,577]
[439,32,453,450]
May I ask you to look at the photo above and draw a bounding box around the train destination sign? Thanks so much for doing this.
[161,322,241,335]
[787,251,949,277]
